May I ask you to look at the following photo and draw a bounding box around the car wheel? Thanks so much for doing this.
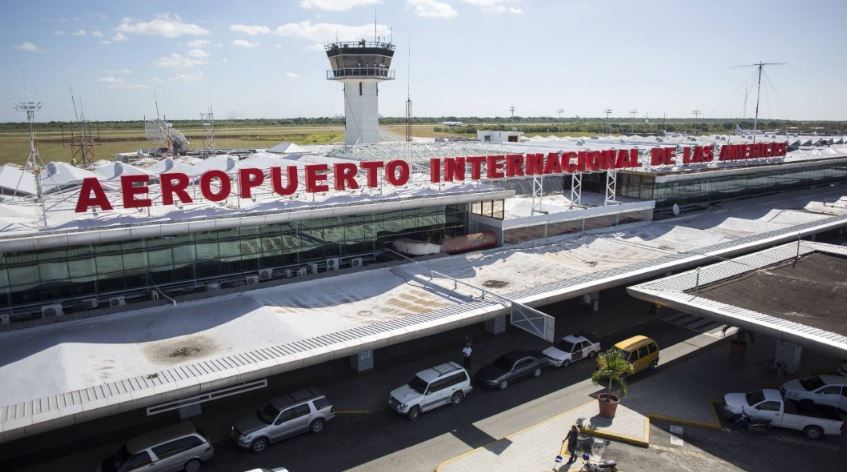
[498,380,509,390]
[588,351,596,359]
[310,418,326,433]
[649,360,658,370]
[562,360,571,368]
[183,459,201,472]
[533,368,542,377]
[451,391,465,405]
[407,406,421,421]
[803,425,823,440]
[250,437,269,453]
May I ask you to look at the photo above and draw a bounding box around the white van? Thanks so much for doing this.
[388,362,473,421]
[98,422,213,472]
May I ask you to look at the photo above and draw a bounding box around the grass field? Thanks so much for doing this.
[0,122,618,166]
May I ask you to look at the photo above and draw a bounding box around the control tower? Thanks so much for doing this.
[326,40,395,145]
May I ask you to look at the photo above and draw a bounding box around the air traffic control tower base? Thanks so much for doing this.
[326,40,395,145]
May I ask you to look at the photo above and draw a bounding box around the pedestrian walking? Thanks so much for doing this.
[462,339,473,371]
[565,425,579,463]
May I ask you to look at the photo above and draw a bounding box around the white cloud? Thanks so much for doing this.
[97,76,124,84]
[100,40,111,45]
[96,76,148,89]
[14,42,42,53]
[54,30,64,36]
[186,39,211,48]
[458,0,523,14]
[107,68,133,75]
[115,14,209,38]
[73,29,87,36]
[275,21,389,43]
[153,52,208,68]
[232,39,259,48]
[111,32,128,42]
[169,70,205,82]
[300,0,381,11]
[285,72,300,78]
[407,0,458,18]
[91,30,104,38]
[229,24,270,36]
[188,48,210,58]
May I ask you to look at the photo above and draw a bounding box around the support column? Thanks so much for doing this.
[350,350,374,372]
[580,291,600,312]
[773,340,802,375]
[485,315,507,335]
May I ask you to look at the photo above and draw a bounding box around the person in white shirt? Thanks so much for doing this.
[462,339,473,370]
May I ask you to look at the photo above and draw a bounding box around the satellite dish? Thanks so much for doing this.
[672,203,680,216]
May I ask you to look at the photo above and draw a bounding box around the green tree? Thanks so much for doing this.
[590,348,634,397]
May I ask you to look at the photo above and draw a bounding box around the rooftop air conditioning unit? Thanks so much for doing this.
[81,298,99,310]
[259,269,274,281]
[326,258,340,271]
[351,257,364,268]
[109,296,126,308]
[308,262,319,274]
[246,275,260,285]
[296,267,308,277]
[41,304,64,318]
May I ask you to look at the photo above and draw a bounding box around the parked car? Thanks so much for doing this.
[722,388,845,440]
[98,422,213,472]
[781,375,847,411]
[389,361,472,421]
[542,332,602,368]
[477,350,546,390]
[231,387,335,453]
[612,335,659,374]
[243,469,288,472]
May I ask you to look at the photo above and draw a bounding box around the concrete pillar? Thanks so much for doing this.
[485,315,507,335]
[774,340,802,375]
[179,404,202,420]
[350,350,374,372]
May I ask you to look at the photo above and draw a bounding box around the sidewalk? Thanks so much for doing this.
[438,400,648,472]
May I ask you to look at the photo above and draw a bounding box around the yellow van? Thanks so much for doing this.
[614,335,659,374]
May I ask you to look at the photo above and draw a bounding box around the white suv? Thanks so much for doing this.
[388,362,473,421]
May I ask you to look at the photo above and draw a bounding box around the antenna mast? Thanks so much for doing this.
[405,34,412,142]
[14,100,48,226]
[733,61,787,142]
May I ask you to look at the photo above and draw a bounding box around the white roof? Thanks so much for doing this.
[0,164,37,195]
[40,162,97,193]
[195,154,238,172]
[145,158,204,177]
[93,162,153,181]
[268,141,308,154]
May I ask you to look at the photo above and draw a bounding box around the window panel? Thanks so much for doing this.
[96,255,123,274]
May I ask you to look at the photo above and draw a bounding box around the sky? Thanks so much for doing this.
[1,0,846,122]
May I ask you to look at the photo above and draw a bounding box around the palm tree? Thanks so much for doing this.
[591,349,634,397]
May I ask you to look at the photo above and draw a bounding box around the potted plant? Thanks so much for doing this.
[575,417,597,451]
[591,348,634,418]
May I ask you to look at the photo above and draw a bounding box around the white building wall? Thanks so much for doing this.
[343,79,380,145]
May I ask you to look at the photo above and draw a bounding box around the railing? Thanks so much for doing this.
[327,68,395,80]
[325,41,395,51]
[146,379,267,415]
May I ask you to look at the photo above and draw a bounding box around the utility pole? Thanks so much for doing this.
[692,109,702,133]
[15,100,48,226]
[604,109,612,135]
[629,109,637,134]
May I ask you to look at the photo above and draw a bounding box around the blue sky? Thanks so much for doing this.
[2,0,846,122]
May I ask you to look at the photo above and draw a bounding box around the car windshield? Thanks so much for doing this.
[745,391,765,406]
[100,446,131,472]
[407,375,428,394]
[494,356,515,370]
[799,376,825,391]
[256,402,280,424]
[556,340,575,352]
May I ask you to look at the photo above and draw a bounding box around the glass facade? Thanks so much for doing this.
[0,204,468,313]
[471,199,505,220]
[503,209,651,244]
[618,160,847,208]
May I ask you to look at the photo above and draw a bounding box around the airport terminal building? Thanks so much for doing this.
[0,135,845,324]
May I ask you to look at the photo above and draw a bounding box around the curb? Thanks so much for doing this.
[646,400,723,431]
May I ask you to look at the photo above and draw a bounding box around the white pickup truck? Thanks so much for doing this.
[722,388,845,440]
[542,333,602,368]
